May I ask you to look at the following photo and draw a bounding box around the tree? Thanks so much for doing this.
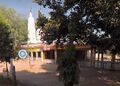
[36,10,47,28]
[34,0,69,42]
[0,6,27,58]
[57,43,79,86]
[44,18,63,44]
[0,12,14,77]
[0,6,27,46]
[0,6,28,77]
[36,11,58,44]
[77,0,120,69]
[64,0,120,69]
[34,0,120,72]
[0,24,13,62]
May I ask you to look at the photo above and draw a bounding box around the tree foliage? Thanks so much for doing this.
[44,19,59,43]
[34,0,120,51]
[0,6,27,60]
[0,12,13,62]
[36,10,47,28]
[0,6,27,46]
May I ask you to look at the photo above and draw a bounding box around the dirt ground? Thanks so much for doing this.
[0,59,120,86]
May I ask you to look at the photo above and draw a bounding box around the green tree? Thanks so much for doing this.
[0,6,27,58]
[0,12,14,77]
[44,19,59,44]
[34,0,69,43]
[34,0,120,71]
[76,0,120,69]
[0,6,27,46]
[57,43,79,86]
[36,10,47,28]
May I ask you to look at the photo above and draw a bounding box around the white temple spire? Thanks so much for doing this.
[27,11,37,43]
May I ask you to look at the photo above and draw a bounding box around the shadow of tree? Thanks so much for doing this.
[40,63,58,72]
[13,62,120,86]
[16,69,63,86]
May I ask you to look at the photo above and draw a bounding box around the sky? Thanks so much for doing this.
[0,0,51,19]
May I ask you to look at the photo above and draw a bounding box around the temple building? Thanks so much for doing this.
[18,11,120,70]
[20,11,91,62]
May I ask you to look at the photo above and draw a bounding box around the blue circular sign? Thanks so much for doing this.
[18,49,28,59]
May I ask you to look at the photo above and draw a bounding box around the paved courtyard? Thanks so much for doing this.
[0,59,120,86]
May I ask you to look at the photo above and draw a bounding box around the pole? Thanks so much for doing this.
[12,66,17,86]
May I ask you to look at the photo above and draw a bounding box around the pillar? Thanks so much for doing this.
[31,52,33,60]
[101,52,104,70]
[90,49,93,67]
[41,50,45,61]
[97,52,100,68]
[54,49,57,63]
[86,50,89,59]
[93,49,96,67]
[90,49,96,67]
[36,52,38,60]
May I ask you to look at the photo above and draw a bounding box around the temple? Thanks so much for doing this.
[19,11,91,62]
[18,11,120,70]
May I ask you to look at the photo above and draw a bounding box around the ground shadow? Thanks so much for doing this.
[14,62,120,86]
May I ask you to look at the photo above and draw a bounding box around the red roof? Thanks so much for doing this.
[19,43,90,51]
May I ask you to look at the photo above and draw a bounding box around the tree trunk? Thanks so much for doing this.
[5,61,9,78]
[64,82,74,86]
[110,54,116,70]
[101,52,104,69]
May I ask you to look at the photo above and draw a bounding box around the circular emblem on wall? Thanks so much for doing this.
[18,49,28,59]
